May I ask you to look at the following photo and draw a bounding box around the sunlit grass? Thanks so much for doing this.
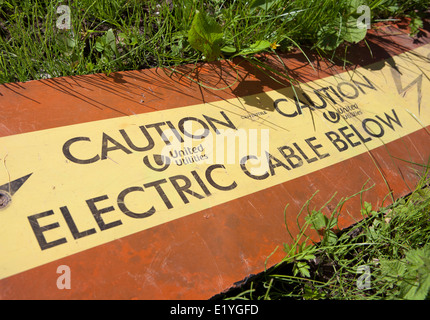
[216,166,430,300]
[0,0,428,83]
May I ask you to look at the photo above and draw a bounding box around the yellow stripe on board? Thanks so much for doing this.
[1,44,429,280]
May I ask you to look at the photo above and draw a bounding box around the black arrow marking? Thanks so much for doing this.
[0,173,33,196]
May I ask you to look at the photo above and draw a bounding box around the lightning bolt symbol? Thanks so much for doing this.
[390,66,423,115]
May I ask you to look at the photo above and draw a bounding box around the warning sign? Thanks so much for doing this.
[0,42,429,284]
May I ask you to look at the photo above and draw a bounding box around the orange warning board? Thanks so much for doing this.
[1,24,430,299]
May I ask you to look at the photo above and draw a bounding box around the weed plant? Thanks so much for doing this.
[215,168,430,300]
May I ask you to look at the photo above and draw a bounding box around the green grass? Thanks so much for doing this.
[0,0,429,83]
[214,166,430,300]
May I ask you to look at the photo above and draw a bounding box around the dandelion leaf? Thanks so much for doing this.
[188,11,223,61]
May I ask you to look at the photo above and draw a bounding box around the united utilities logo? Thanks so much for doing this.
[273,75,376,122]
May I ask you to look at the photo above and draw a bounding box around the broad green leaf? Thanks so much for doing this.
[95,37,105,52]
[236,40,272,56]
[65,36,77,49]
[249,40,272,51]
[221,45,236,55]
[317,14,367,51]
[346,0,367,15]
[400,273,430,300]
[306,211,327,231]
[56,32,77,57]
[250,0,278,12]
[316,23,343,51]
[106,29,115,49]
[387,5,400,14]
[343,16,368,43]
[106,28,120,57]
[188,10,223,61]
